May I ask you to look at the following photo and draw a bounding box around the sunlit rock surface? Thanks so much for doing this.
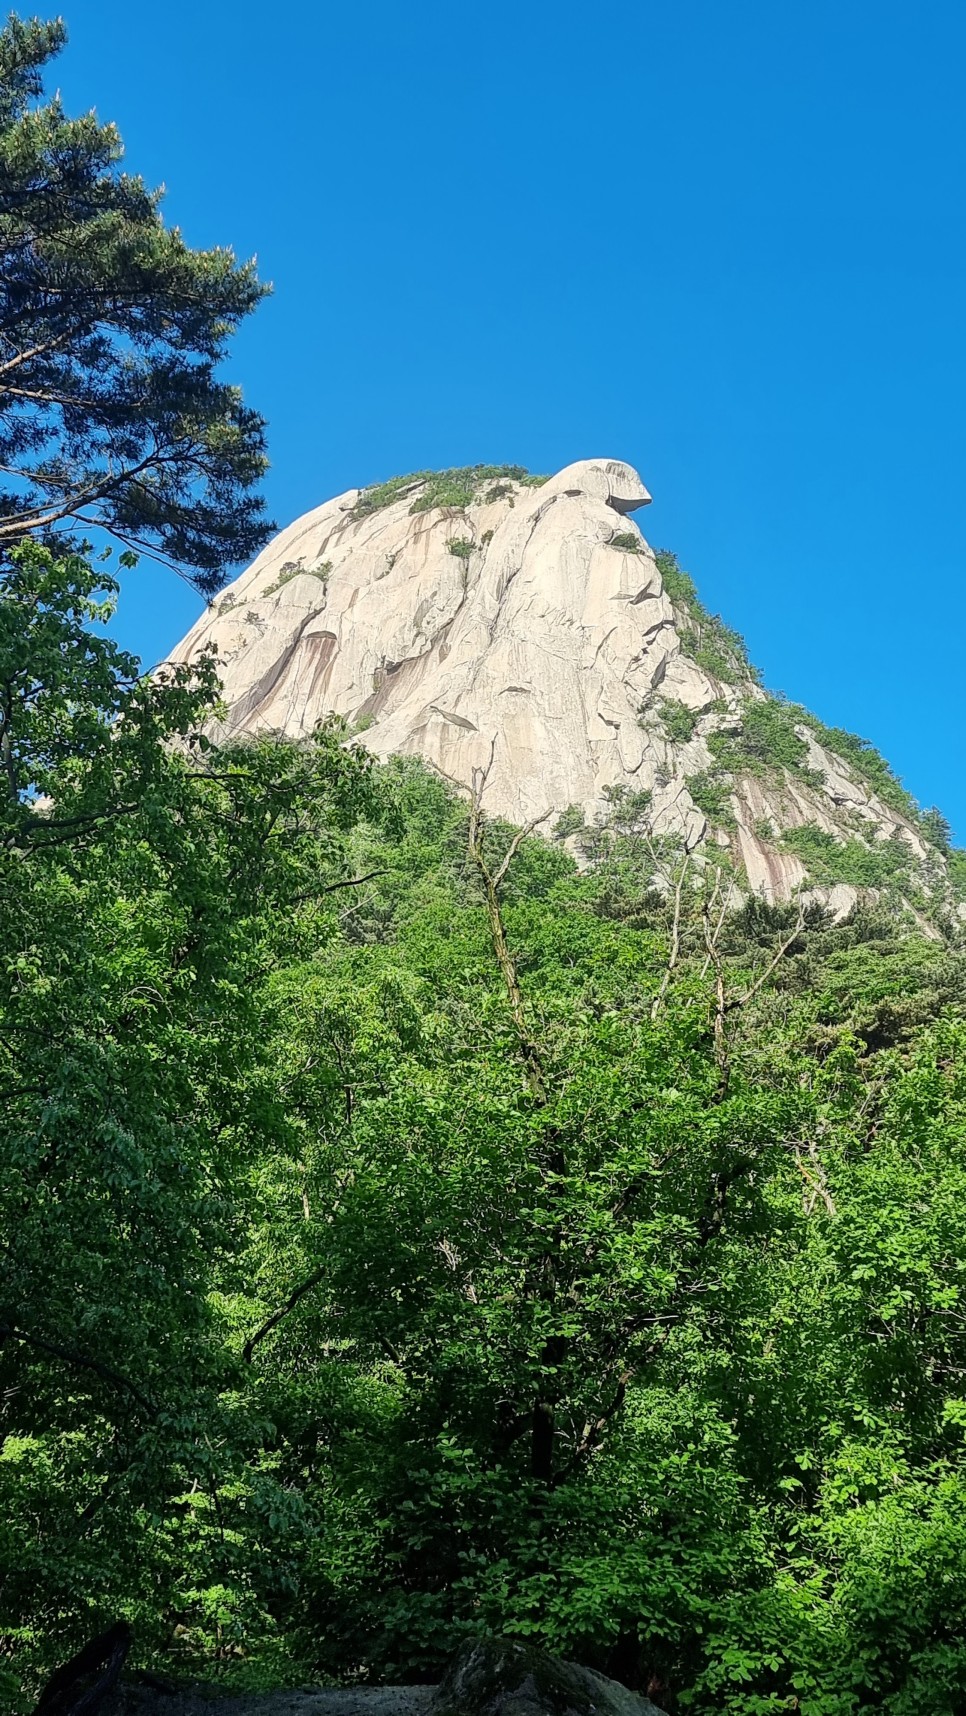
[168,457,940,914]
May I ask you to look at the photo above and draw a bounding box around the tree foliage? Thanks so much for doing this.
[0,15,271,591]
[3,549,966,1716]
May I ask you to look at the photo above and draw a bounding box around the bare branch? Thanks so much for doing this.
[727,902,806,1013]
[287,868,390,905]
[651,851,691,1019]
[702,894,730,1097]
[0,1322,155,1414]
[467,795,546,1101]
[574,1368,632,1463]
[469,736,498,811]
[437,1238,479,1303]
[699,866,735,977]
[492,809,552,891]
[795,1137,837,1216]
[242,1265,327,1363]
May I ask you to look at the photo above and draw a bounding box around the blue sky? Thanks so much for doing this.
[58,0,965,836]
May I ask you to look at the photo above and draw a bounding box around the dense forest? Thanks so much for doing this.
[3,16,966,1716]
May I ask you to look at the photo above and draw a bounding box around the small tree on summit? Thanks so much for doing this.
[0,14,273,593]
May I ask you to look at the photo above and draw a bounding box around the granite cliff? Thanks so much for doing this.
[168,458,960,925]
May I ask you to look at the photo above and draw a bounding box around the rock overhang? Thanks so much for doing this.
[537,458,652,514]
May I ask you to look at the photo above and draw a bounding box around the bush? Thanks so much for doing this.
[653,548,699,608]
[553,804,586,841]
[609,531,641,553]
[920,806,953,853]
[707,697,822,781]
[598,783,653,835]
[781,823,913,889]
[351,466,539,520]
[656,699,699,745]
[688,770,734,825]
[654,549,761,686]
[649,553,947,873]
[447,538,474,561]
[263,559,331,597]
[794,710,922,825]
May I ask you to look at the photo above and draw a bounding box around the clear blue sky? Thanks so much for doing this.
[57,0,965,836]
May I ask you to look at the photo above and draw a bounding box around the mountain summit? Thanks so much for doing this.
[170,457,961,926]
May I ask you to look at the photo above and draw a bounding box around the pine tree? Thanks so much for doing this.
[0,14,273,594]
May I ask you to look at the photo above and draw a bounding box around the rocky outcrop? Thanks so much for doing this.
[168,458,684,831]
[104,1640,668,1716]
[432,1638,668,1716]
[108,1685,434,1716]
[168,458,952,916]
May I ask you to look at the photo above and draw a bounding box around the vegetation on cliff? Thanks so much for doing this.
[652,550,961,915]
[350,467,548,521]
[654,550,761,686]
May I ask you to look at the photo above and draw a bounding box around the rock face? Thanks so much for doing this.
[432,1638,668,1716]
[104,1639,667,1716]
[168,458,953,918]
[108,1684,434,1716]
[169,459,671,827]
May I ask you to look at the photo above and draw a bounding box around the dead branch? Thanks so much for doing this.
[727,901,806,1013]
[467,770,548,1100]
[795,1136,837,1216]
[651,851,691,1018]
[699,866,735,978]
[573,1367,632,1463]
[492,809,553,891]
[287,868,390,904]
[437,1237,479,1303]
[702,897,730,1097]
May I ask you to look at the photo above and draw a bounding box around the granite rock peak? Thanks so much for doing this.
[168,457,956,924]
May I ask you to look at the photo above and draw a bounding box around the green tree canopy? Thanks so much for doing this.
[0,14,272,592]
[4,555,966,1716]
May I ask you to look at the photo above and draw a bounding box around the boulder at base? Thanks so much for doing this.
[107,1688,433,1716]
[102,1639,667,1716]
[431,1639,669,1716]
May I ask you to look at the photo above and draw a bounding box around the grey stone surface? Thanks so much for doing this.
[432,1638,668,1716]
[106,1640,669,1716]
[108,1684,434,1716]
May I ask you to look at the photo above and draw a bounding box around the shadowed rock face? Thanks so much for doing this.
[432,1639,668,1716]
[168,457,940,915]
[103,1639,668,1716]
[107,1687,435,1716]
